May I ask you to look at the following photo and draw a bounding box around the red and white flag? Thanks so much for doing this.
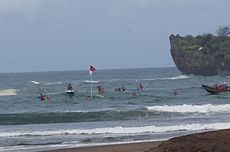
[89,65,96,76]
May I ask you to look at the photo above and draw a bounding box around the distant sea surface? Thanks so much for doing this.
[1,67,230,152]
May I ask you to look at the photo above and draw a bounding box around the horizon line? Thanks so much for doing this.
[0,66,177,74]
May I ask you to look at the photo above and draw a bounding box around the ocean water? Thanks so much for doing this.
[1,67,230,151]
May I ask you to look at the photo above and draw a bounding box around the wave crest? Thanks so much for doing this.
[2,122,230,137]
[144,75,190,81]
[146,104,230,113]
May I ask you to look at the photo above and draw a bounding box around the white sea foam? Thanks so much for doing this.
[45,81,64,85]
[146,104,230,113]
[0,89,17,96]
[1,122,230,138]
[166,75,190,80]
[144,75,190,81]
[84,80,100,83]
[30,81,40,84]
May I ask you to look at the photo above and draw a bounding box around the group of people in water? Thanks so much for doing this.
[214,82,230,90]
[39,82,145,101]
[40,83,74,101]
[39,80,230,101]
[97,83,144,94]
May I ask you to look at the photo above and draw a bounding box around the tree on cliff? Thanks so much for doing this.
[216,26,230,36]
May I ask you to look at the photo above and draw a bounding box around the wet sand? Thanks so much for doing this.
[43,141,162,152]
[44,129,230,152]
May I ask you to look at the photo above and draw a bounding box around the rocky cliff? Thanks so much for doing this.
[170,34,230,76]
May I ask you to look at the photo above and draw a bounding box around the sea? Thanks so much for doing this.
[1,67,230,152]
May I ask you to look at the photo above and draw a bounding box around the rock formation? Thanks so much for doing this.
[170,34,230,76]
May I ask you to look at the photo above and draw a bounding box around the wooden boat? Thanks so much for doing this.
[202,84,230,94]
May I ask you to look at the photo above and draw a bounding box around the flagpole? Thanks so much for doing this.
[89,65,95,98]
[90,74,93,98]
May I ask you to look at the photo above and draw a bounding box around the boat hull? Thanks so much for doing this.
[65,90,75,94]
[202,84,230,94]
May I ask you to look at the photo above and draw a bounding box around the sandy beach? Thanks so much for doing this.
[44,141,162,152]
[43,129,230,152]
[151,129,230,152]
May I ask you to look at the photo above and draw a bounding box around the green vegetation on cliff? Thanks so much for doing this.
[170,29,230,75]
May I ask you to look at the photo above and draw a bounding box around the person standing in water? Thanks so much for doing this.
[39,92,49,101]
[138,83,144,91]
[40,94,46,101]
[67,83,73,90]
[97,85,105,94]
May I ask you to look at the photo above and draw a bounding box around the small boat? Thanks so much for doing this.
[95,94,104,98]
[65,89,75,94]
[65,83,74,95]
[202,84,230,94]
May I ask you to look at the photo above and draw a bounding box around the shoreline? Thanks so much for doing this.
[43,141,163,152]
[43,129,230,152]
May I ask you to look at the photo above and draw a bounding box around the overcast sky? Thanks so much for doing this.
[0,0,229,73]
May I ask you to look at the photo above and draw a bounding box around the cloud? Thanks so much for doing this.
[0,0,43,15]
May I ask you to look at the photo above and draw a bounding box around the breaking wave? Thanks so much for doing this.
[146,104,230,113]
[1,122,230,138]
[144,75,190,81]
[3,104,230,125]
